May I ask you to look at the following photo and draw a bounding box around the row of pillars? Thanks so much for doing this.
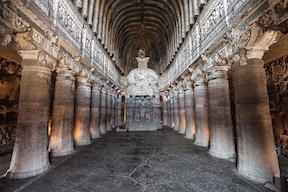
[162,58,280,183]
[6,50,123,179]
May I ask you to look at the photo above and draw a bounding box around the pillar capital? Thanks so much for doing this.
[245,24,279,59]
[18,49,56,71]
[191,65,207,86]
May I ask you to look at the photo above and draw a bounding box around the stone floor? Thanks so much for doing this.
[0,127,285,192]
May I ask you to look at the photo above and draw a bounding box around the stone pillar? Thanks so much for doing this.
[7,50,54,179]
[193,74,210,147]
[173,87,179,131]
[233,58,280,182]
[166,92,171,127]
[117,92,123,126]
[49,62,76,156]
[178,85,186,134]
[232,30,280,181]
[89,77,102,139]
[105,88,112,131]
[184,78,196,140]
[74,69,92,146]
[169,89,174,128]
[207,66,235,160]
[161,92,168,126]
[100,86,107,134]
[111,89,116,128]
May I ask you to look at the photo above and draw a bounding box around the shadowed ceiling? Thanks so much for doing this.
[73,0,207,75]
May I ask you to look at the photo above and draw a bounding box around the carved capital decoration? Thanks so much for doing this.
[245,24,279,59]
[258,0,288,34]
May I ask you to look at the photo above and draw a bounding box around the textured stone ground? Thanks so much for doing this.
[0,127,280,192]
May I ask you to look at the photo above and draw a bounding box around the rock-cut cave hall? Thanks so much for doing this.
[0,0,288,191]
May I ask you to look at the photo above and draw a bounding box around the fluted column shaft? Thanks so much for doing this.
[49,68,76,156]
[194,77,210,147]
[74,74,91,146]
[208,67,235,160]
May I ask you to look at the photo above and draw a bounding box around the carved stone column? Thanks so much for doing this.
[207,65,235,160]
[169,89,174,128]
[111,89,116,128]
[193,72,210,147]
[161,92,168,126]
[232,26,280,182]
[184,78,196,140]
[178,85,186,134]
[165,92,171,127]
[49,61,76,156]
[173,87,179,131]
[100,86,107,134]
[7,50,54,179]
[74,69,92,146]
[117,92,123,126]
[105,87,112,131]
[89,76,102,139]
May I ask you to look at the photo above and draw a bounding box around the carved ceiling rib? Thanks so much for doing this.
[72,0,206,75]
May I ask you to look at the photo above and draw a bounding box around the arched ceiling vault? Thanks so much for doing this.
[73,0,207,75]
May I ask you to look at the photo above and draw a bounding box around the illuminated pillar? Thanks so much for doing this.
[184,79,196,140]
[49,62,76,156]
[89,77,102,139]
[7,50,53,179]
[161,92,168,126]
[178,86,186,134]
[233,57,280,182]
[117,92,122,126]
[173,87,179,131]
[111,89,116,128]
[166,92,171,127]
[74,69,91,146]
[233,27,280,182]
[100,86,107,134]
[169,89,174,128]
[193,74,209,147]
[208,66,235,160]
[105,88,112,131]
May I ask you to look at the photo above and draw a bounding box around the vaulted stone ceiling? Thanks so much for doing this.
[72,0,206,75]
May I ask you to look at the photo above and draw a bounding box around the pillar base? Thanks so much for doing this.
[50,150,74,157]
[6,164,49,179]
[185,134,194,140]
[237,169,273,183]
[208,150,235,160]
[75,140,91,146]
[194,141,208,147]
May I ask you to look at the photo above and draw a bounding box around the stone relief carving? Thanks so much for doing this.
[245,24,279,59]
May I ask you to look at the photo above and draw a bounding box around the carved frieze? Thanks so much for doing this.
[0,4,30,33]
